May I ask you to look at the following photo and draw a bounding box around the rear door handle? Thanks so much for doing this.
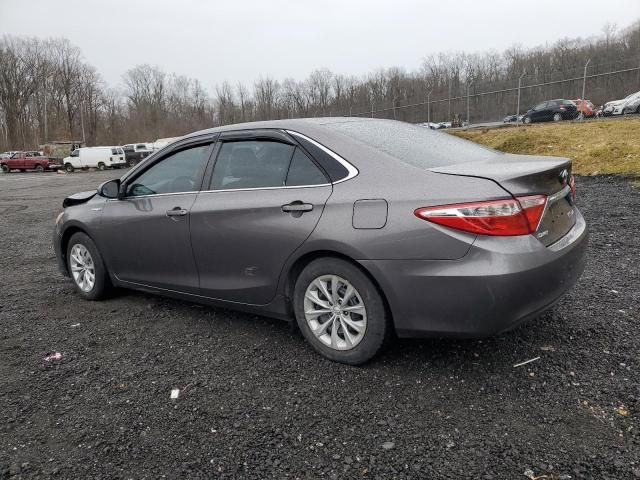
[282,202,313,213]
[166,207,188,217]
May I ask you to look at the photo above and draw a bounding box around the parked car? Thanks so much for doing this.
[63,147,126,172]
[122,143,153,167]
[1,151,60,173]
[522,99,578,124]
[419,122,443,130]
[572,99,595,119]
[602,91,640,116]
[503,114,518,123]
[621,93,640,115]
[53,118,587,364]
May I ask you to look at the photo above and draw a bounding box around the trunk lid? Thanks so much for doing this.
[430,153,576,246]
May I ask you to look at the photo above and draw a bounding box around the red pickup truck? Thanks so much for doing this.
[0,151,60,173]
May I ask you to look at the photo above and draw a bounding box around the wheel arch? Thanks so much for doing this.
[59,225,98,275]
[283,250,394,328]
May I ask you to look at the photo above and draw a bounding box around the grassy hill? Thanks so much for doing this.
[450,118,640,177]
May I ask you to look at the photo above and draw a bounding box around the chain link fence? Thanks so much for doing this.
[350,57,640,125]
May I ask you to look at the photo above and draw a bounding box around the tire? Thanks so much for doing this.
[66,232,112,301]
[35,164,45,173]
[553,112,562,122]
[523,116,531,124]
[65,163,74,173]
[293,257,391,365]
[1,165,9,173]
[98,162,106,171]
[577,112,584,120]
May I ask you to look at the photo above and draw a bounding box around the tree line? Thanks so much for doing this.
[0,20,638,151]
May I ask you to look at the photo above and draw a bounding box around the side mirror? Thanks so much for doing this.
[98,179,120,199]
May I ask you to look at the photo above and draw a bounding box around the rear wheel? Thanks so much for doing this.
[293,258,390,365]
[98,162,106,171]
[1,165,9,173]
[553,112,562,122]
[66,232,111,301]
[65,163,74,173]
[35,164,45,173]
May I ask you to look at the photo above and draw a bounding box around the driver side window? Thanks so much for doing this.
[127,144,210,197]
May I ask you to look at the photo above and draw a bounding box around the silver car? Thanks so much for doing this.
[53,118,588,364]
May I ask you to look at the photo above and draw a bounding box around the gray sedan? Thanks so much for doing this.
[53,118,588,364]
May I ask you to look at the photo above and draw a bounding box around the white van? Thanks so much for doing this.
[63,147,126,172]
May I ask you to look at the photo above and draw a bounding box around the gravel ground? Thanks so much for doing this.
[0,171,638,479]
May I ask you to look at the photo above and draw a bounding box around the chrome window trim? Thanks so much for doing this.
[285,130,359,184]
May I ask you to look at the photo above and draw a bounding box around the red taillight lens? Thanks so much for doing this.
[414,195,547,236]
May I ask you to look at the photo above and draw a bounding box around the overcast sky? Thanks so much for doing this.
[1,0,638,92]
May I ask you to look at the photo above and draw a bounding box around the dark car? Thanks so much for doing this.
[522,99,578,124]
[53,118,588,364]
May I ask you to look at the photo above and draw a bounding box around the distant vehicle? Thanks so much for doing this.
[63,147,126,173]
[572,99,595,119]
[42,141,85,162]
[0,151,19,159]
[419,122,443,130]
[521,99,578,124]
[602,91,640,116]
[1,151,60,173]
[122,143,153,167]
[503,114,518,123]
[438,122,452,129]
[152,137,180,151]
[621,93,640,115]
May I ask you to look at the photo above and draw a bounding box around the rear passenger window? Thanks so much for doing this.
[111,148,118,155]
[211,140,294,190]
[286,148,327,186]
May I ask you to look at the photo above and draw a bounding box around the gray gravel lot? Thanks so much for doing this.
[0,170,638,479]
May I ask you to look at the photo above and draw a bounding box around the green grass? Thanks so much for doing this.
[450,118,640,176]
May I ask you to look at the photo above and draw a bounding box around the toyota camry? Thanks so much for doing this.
[53,118,588,364]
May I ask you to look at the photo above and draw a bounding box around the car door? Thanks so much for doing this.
[190,130,332,305]
[98,136,215,293]
[531,102,547,121]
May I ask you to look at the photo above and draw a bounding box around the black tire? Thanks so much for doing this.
[553,112,562,122]
[293,257,391,365]
[66,232,112,301]
[65,163,74,173]
[98,162,106,171]
[1,165,9,173]
[35,164,45,173]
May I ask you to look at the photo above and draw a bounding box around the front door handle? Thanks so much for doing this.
[282,202,313,213]
[166,207,188,217]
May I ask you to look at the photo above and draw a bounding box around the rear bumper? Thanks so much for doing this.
[360,210,588,338]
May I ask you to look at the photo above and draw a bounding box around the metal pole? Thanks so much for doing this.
[426,89,432,124]
[80,102,86,144]
[43,87,48,143]
[466,82,473,125]
[447,80,452,121]
[516,71,526,127]
[581,59,591,120]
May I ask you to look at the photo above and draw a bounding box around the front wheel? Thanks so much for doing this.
[1,165,9,173]
[293,258,391,365]
[553,112,562,122]
[66,232,112,300]
[98,162,106,171]
[65,163,74,173]
[35,164,45,173]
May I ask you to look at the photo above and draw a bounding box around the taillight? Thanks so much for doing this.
[568,175,576,200]
[414,195,547,236]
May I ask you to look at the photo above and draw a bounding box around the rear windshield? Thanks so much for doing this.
[322,120,498,168]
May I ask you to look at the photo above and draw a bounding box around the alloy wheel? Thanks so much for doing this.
[303,274,367,351]
[70,244,96,292]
